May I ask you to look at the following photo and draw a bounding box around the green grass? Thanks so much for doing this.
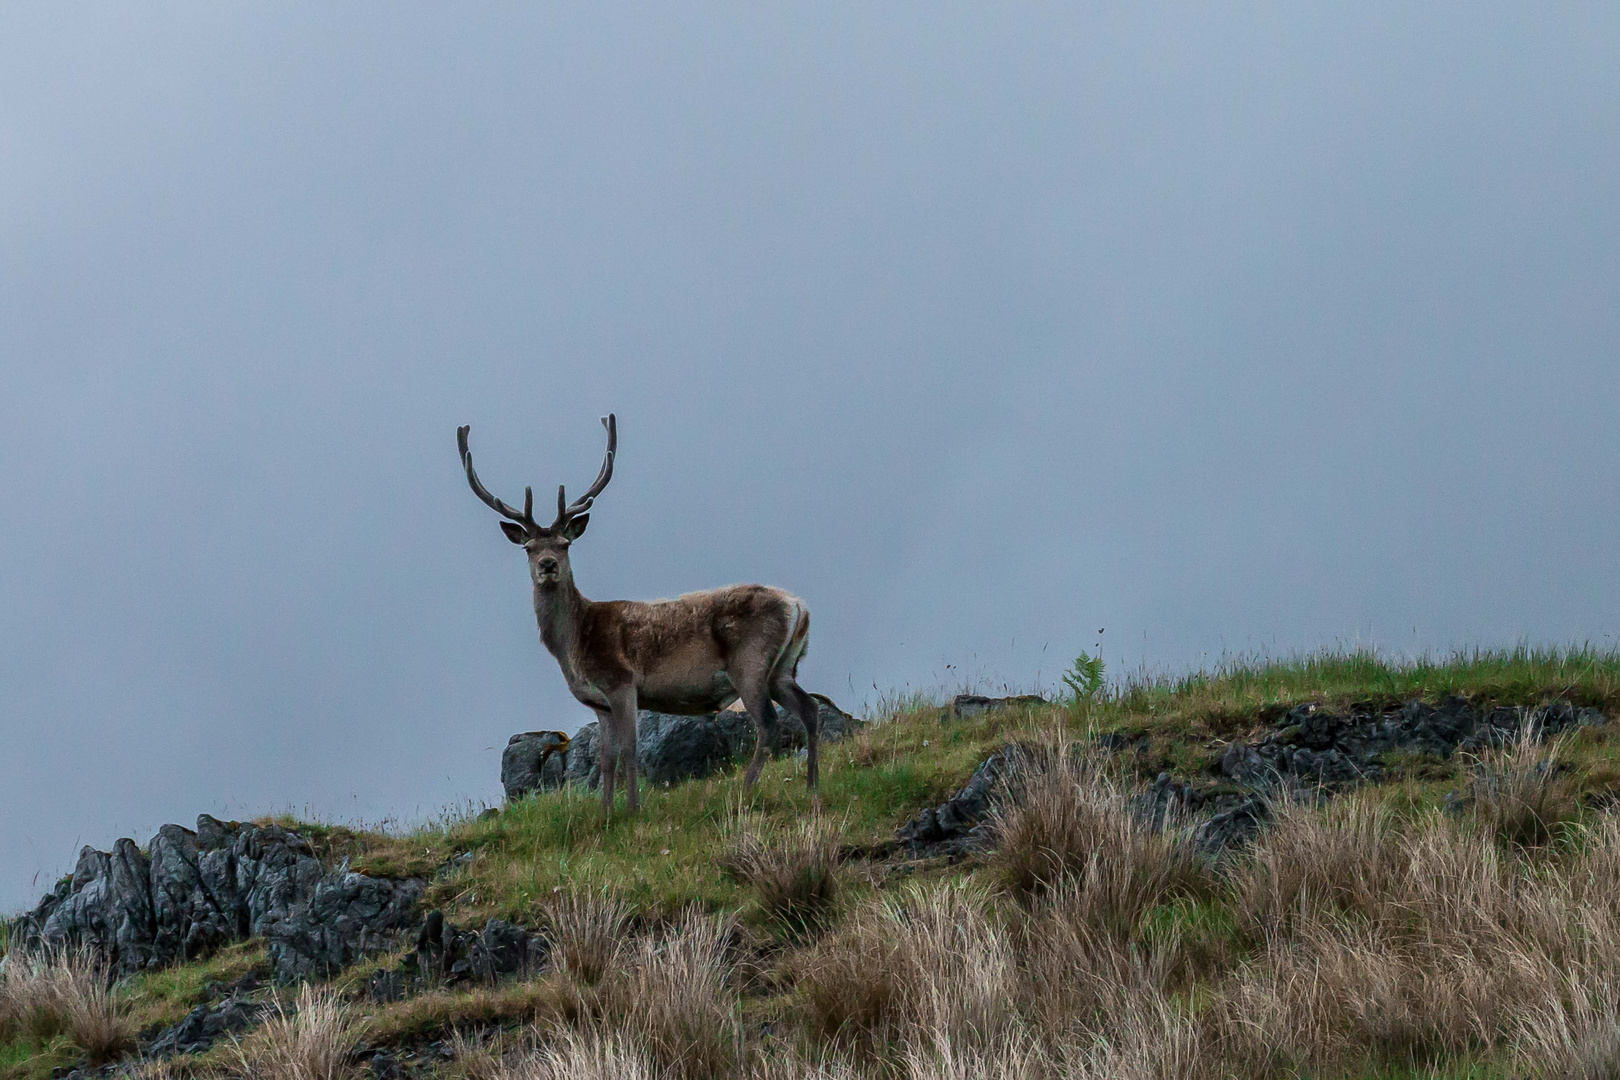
[121,940,266,1032]
[7,645,1620,1077]
[356,696,1034,924]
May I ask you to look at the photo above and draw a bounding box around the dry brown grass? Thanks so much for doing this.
[1471,723,1581,848]
[721,815,843,933]
[603,909,742,1080]
[800,880,1016,1055]
[539,889,632,987]
[446,1028,509,1080]
[229,983,359,1080]
[989,742,1211,932]
[1232,792,1404,934]
[0,945,135,1064]
[491,1028,664,1080]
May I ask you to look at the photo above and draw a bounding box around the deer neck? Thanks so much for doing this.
[533,578,588,663]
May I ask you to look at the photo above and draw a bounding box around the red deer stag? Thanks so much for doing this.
[456,415,820,814]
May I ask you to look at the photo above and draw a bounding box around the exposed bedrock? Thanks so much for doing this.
[502,694,861,800]
[896,696,1609,858]
[1217,697,1607,788]
[15,816,423,982]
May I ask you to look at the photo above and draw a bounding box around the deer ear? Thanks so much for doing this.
[561,514,589,540]
[499,521,529,545]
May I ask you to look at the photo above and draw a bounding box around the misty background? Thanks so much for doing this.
[3,4,1617,913]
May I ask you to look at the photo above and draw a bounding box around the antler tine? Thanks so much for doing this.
[456,425,538,531]
[552,413,618,527]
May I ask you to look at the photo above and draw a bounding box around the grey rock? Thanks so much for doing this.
[559,696,860,791]
[404,910,546,988]
[265,870,425,982]
[149,824,234,963]
[950,694,1047,720]
[17,815,426,983]
[897,746,1028,851]
[1194,797,1270,855]
[146,973,269,1058]
[501,731,571,800]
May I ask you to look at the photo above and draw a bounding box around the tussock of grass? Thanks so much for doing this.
[230,983,359,1080]
[721,815,843,934]
[1470,724,1580,848]
[540,889,631,988]
[989,742,1212,930]
[363,977,583,1047]
[603,909,742,1080]
[490,1028,661,1080]
[0,946,135,1066]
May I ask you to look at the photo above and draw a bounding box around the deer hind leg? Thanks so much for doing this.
[734,654,781,788]
[773,678,821,792]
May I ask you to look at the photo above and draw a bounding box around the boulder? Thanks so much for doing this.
[1216,698,1609,790]
[548,695,860,793]
[501,731,571,800]
[950,694,1047,720]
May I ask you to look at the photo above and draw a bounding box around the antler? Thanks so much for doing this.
[456,425,540,534]
[551,414,617,530]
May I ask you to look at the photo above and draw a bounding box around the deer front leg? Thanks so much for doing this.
[606,686,641,813]
[594,707,617,816]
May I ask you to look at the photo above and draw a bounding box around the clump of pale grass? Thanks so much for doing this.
[1015,883,1183,1042]
[1471,723,1579,848]
[989,743,1210,932]
[1232,792,1404,934]
[540,889,632,986]
[604,909,742,1080]
[495,1028,664,1080]
[1064,980,1214,1080]
[747,1046,870,1080]
[230,983,359,1080]
[721,815,843,934]
[900,1029,1054,1080]
[1515,970,1620,1080]
[0,945,135,1064]
[448,1028,509,1080]
[801,880,1016,1056]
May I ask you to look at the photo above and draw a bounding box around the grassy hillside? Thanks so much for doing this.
[6,646,1620,1079]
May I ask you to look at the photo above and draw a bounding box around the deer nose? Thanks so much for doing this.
[537,556,560,574]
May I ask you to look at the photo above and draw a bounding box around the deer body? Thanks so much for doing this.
[458,417,820,814]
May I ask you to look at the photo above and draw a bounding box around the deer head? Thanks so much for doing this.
[456,414,616,590]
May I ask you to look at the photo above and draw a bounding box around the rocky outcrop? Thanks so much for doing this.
[1216,698,1606,789]
[366,910,546,1001]
[896,697,1609,861]
[897,746,1028,854]
[504,696,861,799]
[15,816,424,982]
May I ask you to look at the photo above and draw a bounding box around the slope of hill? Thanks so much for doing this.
[5,646,1620,1079]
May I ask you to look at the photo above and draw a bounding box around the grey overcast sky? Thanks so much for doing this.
[3,3,1617,912]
